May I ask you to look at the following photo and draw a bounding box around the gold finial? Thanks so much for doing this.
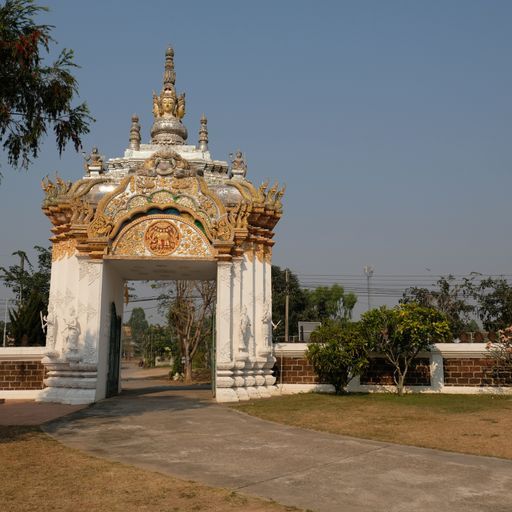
[163,47,176,88]
[129,115,141,150]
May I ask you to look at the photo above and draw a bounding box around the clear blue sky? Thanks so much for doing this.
[1,0,511,320]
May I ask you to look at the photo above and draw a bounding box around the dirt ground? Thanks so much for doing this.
[0,426,302,512]
[235,392,512,459]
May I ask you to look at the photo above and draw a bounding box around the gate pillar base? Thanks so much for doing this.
[36,356,98,405]
[215,387,239,403]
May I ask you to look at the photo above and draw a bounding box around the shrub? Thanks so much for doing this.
[306,321,369,394]
[360,303,451,395]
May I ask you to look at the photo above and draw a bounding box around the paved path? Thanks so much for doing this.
[0,400,86,425]
[43,378,512,512]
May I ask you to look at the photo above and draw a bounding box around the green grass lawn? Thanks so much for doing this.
[234,392,512,459]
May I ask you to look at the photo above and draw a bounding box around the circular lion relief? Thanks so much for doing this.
[144,221,181,256]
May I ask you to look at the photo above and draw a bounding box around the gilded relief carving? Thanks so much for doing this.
[112,215,212,258]
[144,221,181,256]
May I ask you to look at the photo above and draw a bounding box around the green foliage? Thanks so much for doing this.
[0,246,51,309]
[141,324,173,368]
[471,278,512,332]
[271,266,358,339]
[401,275,474,337]
[304,284,357,322]
[127,307,149,354]
[8,290,45,345]
[271,266,307,338]
[486,326,512,380]
[361,303,451,395]
[306,321,369,394]
[160,281,215,382]
[0,0,93,170]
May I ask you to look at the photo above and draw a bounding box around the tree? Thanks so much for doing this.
[0,0,93,171]
[486,325,512,381]
[8,289,45,345]
[303,284,357,323]
[360,303,451,395]
[306,321,369,394]
[141,324,172,368]
[401,275,474,338]
[164,281,215,383]
[271,266,307,339]
[0,245,51,308]
[470,278,512,332]
[127,307,149,356]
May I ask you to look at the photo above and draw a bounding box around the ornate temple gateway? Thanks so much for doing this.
[39,48,284,404]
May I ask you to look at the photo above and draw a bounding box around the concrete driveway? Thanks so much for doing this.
[43,376,512,512]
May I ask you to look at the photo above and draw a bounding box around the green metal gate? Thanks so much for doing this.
[106,302,122,398]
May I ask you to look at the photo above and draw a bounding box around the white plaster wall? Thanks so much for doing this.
[95,260,124,401]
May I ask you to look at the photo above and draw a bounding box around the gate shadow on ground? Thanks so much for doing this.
[120,383,211,396]
[43,383,215,437]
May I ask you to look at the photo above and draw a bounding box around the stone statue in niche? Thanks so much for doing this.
[262,304,272,347]
[240,305,251,352]
[41,308,57,350]
[64,308,81,361]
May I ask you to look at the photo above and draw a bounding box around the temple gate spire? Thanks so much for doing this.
[150,47,188,145]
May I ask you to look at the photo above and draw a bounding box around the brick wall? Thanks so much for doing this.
[443,358,512,387]
[360,358,431,386]
[0,361,46,390]
[274,356,321,384]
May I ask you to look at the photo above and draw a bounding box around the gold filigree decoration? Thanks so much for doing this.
[138,150,191,177]
[88,215,113,238]
[52,239,77,261]
[211,216,233,242]
[144,221,181,256]
[170,176,196,192]
[151,191,174,204]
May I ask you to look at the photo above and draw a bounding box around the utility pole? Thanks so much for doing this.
[364,265,374,311]
[2,298,8,347]
[284,269,289,342]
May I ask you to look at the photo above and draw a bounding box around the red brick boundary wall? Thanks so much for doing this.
[275,356,320,384]
[0,361,46,390]
[273,343,512,394]
[443,358,512,387]
[360,358,431,386]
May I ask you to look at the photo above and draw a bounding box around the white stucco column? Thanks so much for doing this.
[241,252,259,397]
[215,260,238,402]
[253,248,270,397]
[232,257,249,400]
